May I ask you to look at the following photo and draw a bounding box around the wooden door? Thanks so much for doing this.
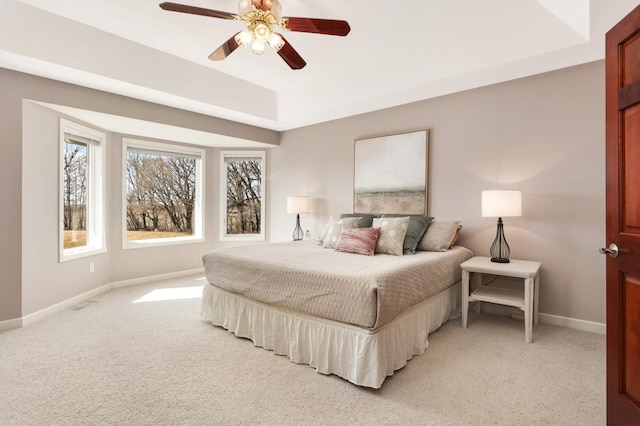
[606,4,640,425]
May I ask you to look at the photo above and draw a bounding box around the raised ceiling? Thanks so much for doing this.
[1,0,638,132]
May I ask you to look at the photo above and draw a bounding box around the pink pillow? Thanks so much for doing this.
[334,227,381,256]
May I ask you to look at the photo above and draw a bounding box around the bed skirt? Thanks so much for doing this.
[201,282,461,389]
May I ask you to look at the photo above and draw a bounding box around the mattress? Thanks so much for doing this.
[202,241,473,329]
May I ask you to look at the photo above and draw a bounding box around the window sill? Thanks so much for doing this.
[123,235,204,250]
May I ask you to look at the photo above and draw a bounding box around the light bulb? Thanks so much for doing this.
[267,32,284,52]
[235,29,253,49]
[251,39,265,56]
[254,23,269,40]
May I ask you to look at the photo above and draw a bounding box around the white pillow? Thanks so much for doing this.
[372,216,410,256]
[318,216,334,244]
[417,218,461,251]
[322,217,362,249]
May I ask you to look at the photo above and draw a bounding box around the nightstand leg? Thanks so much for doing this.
[534,273,539,325]
[462,270,469,328]
[524,277,533,343]
[472,273,482,314]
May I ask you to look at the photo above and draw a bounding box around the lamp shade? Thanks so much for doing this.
[287,196,310,214]
[482,190,522,218]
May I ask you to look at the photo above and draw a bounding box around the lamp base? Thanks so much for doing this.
[489,217,511,263]
[292,214,303,241]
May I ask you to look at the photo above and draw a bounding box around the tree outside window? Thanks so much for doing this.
[60,119,105,262]
[124,139,204,247]
[63,139,88,248]
[221,151,265,241]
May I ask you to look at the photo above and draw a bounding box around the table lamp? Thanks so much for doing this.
[482,190,522,263]
[287,196,310,241]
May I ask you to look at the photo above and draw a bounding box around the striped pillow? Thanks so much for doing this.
[334,227,381,256]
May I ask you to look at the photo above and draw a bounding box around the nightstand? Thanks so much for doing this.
[461,256,542,343]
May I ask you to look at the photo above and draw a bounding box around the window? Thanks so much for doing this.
[60,119,105,261]
[123,138,204,248]
[220,151,265,241]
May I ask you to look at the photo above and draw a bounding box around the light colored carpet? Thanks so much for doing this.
[0,275,605,425]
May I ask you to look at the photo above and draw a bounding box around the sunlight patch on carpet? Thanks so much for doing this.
[133,286,204,303]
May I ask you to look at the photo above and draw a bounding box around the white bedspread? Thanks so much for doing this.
[202,241,473,329]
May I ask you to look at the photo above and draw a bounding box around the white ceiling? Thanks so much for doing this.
[1,0,638,136]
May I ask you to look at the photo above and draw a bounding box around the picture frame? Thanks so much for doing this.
[354,129,429,215]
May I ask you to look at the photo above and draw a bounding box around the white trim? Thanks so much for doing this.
[59,118,106,262]
[0,269,204,332]
[124,138,206,157]
[538,312,606,335]
[111,268,203,288]
[478,303,606,334]
[0,317,23,333]
[123,236,204,250]
[22,282,112,327]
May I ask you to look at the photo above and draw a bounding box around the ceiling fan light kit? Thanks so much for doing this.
[233,5,285,55]
[159,0,350,69]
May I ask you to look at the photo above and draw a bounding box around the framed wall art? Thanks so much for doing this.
[354,129,429,215]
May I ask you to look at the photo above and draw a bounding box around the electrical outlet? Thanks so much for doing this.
[89,262,95,273]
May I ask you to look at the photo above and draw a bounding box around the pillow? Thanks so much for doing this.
[318,216,334,245]
[449,224,463,248]
[334,227,381,256]
[417,218,461,252]
[372,216,410,256]
[322,217,362,249]
[339,213,380,228]
[381,214,433,254]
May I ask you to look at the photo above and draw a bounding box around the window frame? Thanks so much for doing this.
[59,119,106,262]
[122,138,205,250]
[219,150,266,242]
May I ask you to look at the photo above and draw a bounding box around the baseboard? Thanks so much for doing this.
[475,302,606,335]
[22,282,114,328]
[0,317,23,333]
[538,313,606,335]
[1,268,205,332]
[111,268,203,288]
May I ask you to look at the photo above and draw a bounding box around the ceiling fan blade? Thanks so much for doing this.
[277,37,306,70]
[282,17,351,36]
[208,34,240,61]
[159,2,235,20]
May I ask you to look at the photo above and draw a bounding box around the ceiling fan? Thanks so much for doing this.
[159,0,351,70]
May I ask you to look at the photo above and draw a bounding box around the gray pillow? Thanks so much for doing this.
[381,214,433,254]
[340,213,380,228]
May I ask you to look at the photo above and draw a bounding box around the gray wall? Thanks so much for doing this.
[270,61,606,324]
[0,67,278,323]
[1,60,607,326]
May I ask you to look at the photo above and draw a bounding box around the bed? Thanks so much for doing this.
[200,235,473,388]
